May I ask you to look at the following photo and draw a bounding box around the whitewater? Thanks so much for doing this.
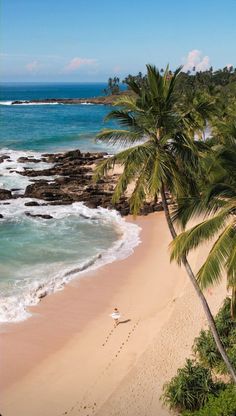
[0,83,140,324]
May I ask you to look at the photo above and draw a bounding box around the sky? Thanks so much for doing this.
[1,0,236,82]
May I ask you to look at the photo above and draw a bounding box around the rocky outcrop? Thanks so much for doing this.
[0,155,10,163]
[0,189,12,200]
[16,149,164,216]
[18,157,41,163]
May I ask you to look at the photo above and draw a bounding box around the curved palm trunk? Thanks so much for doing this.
[160,184,236,383]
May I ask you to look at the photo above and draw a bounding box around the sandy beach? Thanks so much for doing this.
[0,212,226,416]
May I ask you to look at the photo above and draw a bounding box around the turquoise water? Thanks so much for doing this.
[0,83,140,323]
[0,82,120,152]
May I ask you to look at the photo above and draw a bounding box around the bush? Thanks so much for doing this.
[162,359,223,412]
[182,385,236,416]
[194,298,236,375]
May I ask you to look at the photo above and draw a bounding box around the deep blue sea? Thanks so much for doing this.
[0,83,140,324]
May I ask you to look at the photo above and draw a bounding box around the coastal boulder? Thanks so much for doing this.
[0,189,12,200]
[0,155,10,163]
[24,201,40,206]
[18,157,41,163]
[25,212,53,219]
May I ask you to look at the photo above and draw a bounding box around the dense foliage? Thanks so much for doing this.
[162,359,223,412]
[194,298,236,375]
[162,300,236,414]
[182,385,236,416]
[105,65,236,99]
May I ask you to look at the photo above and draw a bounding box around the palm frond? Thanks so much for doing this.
[125,79,142,96]
[104,110,137,127]
[226,232,236,285]
[129,166,148,215]
[112,95,143,112]
[171,194,229,229]
[111,143,153,203]
[197,223,235,289]
[170,211,230,264]
[96,128,143,145]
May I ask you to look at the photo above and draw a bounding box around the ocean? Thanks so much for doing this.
[0,83,140,323]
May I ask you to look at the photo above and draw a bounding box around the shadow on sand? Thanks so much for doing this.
[118,319,131,325]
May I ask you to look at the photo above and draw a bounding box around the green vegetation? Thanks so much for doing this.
[162,359,223,412]
[162,299,236,414]
[96,64,236,381]
[170,138,236,318]
[194,298,236,375]
[183,386,236,416]
[104,77,120,95]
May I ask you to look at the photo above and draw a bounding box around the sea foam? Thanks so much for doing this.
[0,198,141,323]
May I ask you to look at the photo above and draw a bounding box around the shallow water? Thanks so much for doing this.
[0,83,140,323]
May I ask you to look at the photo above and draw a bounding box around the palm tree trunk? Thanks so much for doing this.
[160,184,236,383]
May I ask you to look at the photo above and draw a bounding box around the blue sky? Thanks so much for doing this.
[1,0,236,82]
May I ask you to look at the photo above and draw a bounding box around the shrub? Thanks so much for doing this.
[162,359,223,412]
[194,298,236,375]
[182,385,236,416]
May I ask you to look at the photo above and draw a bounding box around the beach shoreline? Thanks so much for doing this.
[0,212,226,416]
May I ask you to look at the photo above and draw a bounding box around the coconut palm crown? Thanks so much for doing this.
[95,64,213,215]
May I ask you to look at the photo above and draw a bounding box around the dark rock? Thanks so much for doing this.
[25,212,53,219]
[0,189,12,200]
[15,148,160,217]
[47,200,73,206]
[18,157,41,163]
[0,214,3,218]
[24,201,40,206]
[0,155,10,163]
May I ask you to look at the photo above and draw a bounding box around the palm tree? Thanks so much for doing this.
[170,126,236,318]
[170,185,236,316]
[95,64,236,382]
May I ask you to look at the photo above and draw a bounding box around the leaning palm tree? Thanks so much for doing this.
[170,132,236,318]
[95,64,236,382]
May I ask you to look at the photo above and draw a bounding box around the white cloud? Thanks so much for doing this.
[64,57,97,72]
[183,49,210,72]
[25,60,41,72]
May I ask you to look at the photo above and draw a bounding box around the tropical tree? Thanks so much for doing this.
[104,76,120,95]
[95,64,236,382]
[170,125,236,318]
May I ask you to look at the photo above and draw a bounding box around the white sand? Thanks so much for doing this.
[0,212,226,416]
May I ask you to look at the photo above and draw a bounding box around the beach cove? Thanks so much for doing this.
[0,212,226,416]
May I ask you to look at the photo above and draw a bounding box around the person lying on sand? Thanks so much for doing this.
[110,308,121,327]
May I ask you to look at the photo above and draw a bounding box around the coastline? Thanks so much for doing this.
[0,212,226,416]
[8,90,131,106]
